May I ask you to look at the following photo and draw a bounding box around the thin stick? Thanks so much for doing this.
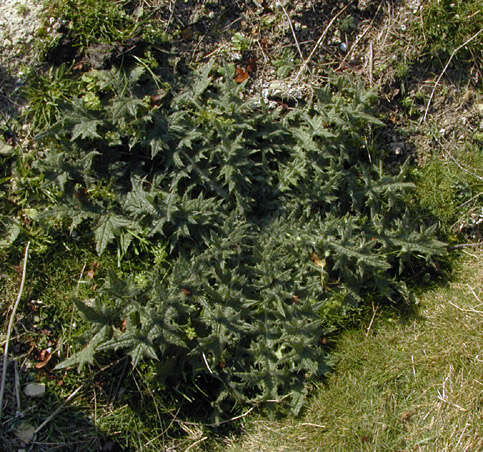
[295,2,352,82]
[422,29,482,123]
[300,422,326,428]
[447,299,483,314]
[365,302,378,337]
[0,241,30,418]
[34,385,83,434]
[449,242,482,250]
[336,0,383,71]
[257,38,269,63]
[277,1,304,60]
[209,406,255,426]
[184,436,207,452]
[467,284,481,303]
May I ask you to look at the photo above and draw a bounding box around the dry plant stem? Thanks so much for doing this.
[257,38,269,62]
[336,0,383,71]
[449,242,483,250]
[174,405,259,428]
[184,436,207,452]
[0,241,30,419]
[300,422,326,428]
[365,303,378,337]
[447,299,483,314]
[467,284,481,303]
[34,385,83,434]
[208,406,255,426]
[368,42,373,86]
[422,29,482,123]
[295,2,352,82]
[277,1,304,60]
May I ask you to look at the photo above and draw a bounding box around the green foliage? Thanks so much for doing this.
[272,48,297,78]
[231,32,252,52]
[35,61,446,416]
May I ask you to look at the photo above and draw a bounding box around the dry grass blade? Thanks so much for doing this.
[0,241,30,419]
[33,385,83,435]
[295,2,352,82]
[277,1,304,60]
[422,29,482,123]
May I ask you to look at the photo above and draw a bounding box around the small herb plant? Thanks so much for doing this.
[34,60,446,417]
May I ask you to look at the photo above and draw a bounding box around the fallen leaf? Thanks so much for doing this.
[180,288,191,296]
[291,295,300,304]
[234,66,249,83]
[86,269,95,279]
[121,319,127,331]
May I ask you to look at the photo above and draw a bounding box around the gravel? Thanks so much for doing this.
[0,0,44,114]
[0,0,43,72]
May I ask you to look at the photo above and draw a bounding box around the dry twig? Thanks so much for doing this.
[34,385,83,435]
[336,0,383,71]
[365,302,378,337]
[277,1,304,60]
[368,42,373,86]
[295,2,352,82]
[0,241,30,418]
[184,436,207,452]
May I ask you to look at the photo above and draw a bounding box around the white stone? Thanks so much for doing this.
[24,382,46,398]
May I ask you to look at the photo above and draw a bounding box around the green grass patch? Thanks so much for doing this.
[414,141,483,238]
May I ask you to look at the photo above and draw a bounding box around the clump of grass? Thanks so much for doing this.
[22,64,81,131]
[40,0,139,51]
[219,251,482,451]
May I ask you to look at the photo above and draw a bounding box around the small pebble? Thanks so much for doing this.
[339,42,347,53]
[24,382,46,398]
